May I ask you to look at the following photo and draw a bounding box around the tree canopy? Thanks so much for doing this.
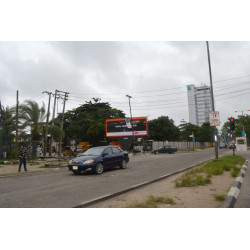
[58,98,125,145]
[148,116,179,141]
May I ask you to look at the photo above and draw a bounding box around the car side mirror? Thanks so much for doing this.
[103,152,109,157]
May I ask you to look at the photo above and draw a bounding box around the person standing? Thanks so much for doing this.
[18,143,27,172]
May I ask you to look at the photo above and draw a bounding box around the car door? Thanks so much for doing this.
[159,147,164,153]
[102,147,115,168]
[166,146,171,153]
[162,146,167,153]
[112,147,123,166]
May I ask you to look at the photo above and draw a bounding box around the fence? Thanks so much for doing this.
[0,141,37,159]
[152,141,214,151]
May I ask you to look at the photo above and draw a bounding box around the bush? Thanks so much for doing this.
[175,155,245,188]
[214,194,226,202]
[126,195,175,208]
[175,174,211,187]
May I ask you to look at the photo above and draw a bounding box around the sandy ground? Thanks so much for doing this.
[87,166,235,208]
[0,158,68,175]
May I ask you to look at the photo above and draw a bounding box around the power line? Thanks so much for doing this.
[68,74,250,97]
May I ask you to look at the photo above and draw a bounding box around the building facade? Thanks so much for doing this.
[187,84,212,126]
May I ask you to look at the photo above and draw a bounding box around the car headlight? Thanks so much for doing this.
[83,159,94,164]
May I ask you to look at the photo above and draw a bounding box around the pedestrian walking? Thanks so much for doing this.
[18,143,28,172]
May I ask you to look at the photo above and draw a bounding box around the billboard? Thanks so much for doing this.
[106,117,148,137]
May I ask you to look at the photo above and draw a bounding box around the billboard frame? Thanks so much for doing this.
[106,117,148,138]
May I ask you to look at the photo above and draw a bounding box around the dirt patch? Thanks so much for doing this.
[87,165,235,208]
[0,158,69,175]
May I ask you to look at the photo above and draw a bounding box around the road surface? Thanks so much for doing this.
[0,148,232,208]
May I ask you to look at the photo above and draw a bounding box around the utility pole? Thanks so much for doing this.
[15,90,19,159]
[206,41,218,160]
[126,95,135,151]
[43,91,52,157]
[58,91,68,156]
[50,89,58,156]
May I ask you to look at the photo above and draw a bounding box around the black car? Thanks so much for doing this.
[170,145,178,152]
[68,146,129,174]
[152,146,174,154]
[219,143,227,149]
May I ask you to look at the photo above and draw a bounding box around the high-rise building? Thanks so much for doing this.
[187,84,212,126]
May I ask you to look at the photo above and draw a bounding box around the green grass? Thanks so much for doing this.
[214,194,226,202]
[175,155,245,188]
[175,174,211,187]
[126,195,175,208]
[231,167,241,177]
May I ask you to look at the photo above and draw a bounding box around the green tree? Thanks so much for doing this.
[57,98,125,145]
[148,116,180,141]
[221,115,250,143]
[178,121,199,141]
[0,104,16,157]
[234,115,250,142]
[19,100,46,142]
[197,122,214,142]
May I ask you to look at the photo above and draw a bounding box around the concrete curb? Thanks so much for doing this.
[74,159,213,208]
[221,160,248,208]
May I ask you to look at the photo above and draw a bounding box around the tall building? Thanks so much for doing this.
[187,84,212,126]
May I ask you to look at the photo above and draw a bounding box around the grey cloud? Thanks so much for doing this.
[1,41,250,127]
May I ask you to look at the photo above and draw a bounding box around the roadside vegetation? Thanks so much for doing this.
[126,195,175,208]
[175,155,245,187]
[214,194,226,202]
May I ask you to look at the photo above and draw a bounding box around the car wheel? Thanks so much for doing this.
[155,151,159,154]
[95,162,104,174]
[120,159,127,169]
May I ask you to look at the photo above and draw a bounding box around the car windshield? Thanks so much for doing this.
[82,147,104,156]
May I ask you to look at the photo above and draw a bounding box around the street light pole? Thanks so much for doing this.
[206,41,218,160]
[126,95,135,151]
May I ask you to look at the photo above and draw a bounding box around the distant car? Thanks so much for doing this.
[170,145,178,152]
[219,143,227,149]
[228,143,236,149]
[152,146,175,154]
[68,146,129,174]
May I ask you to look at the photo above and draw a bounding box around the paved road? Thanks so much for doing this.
[0,148,231,208]
[234,151,250,208]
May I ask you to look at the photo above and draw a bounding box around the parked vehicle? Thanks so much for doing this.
[236,137,247,151]
[77,142,90,153]
[228,143,236,149]
[219,143,227,149]
[170,145,178,152]
[152,146,175,154]
[68,146,129,175]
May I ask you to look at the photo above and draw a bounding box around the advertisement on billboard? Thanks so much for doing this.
[106,117,148,137]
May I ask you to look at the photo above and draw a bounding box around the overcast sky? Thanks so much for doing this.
[1,41,250,129]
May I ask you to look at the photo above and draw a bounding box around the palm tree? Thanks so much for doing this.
[19,100,46,142]
[0,103,16,157]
